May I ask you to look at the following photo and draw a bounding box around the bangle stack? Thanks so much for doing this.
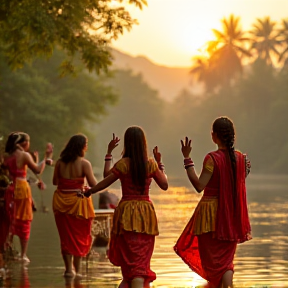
[105,154,112,161]
[184,158,194,169]
[158,162,165,171]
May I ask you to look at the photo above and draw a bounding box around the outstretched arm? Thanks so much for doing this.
[84,173,118,197]
[103,133,120,177]
[181,137,212,193]
[152,146,168,190]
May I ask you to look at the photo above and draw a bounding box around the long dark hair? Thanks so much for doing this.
[122,126,148,193]
[212,117,237,202]
[5,132,30,154]
[60,134,87,163]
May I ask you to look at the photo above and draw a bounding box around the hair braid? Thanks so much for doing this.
[213,117,237,205]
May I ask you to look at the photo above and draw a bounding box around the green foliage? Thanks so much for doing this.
[0,50,116,156]
[0,0,147,73]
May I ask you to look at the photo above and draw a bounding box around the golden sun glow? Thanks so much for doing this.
[112,0,288,67]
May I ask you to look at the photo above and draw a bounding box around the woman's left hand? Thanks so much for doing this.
[107,133,120,154]
[181,137,192,158]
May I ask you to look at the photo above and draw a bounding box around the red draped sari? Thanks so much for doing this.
[53,178,95,257]
[108,158,163,286]
[174,150,251,287]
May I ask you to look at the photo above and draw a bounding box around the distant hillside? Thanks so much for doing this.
[111,49,203,101]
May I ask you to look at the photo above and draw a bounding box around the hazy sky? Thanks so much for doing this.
[111,0,288,67]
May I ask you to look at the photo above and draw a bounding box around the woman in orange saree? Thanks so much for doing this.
[52,134,97,278]
[174,117,252,288]
[3,132,52,262]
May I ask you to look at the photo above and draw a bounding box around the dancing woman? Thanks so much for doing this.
[85,126,168,288]
[4,132,52,262]
[52,134,97,277]
[174,116,251,288]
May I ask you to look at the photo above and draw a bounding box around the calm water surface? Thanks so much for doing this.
[1,174,287,288]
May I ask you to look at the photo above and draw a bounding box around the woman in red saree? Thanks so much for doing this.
[84,127,168,288]
[52,134,97,278]
[174,116,251,288]
[3,132,52,262]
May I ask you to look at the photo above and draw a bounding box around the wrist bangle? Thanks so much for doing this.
[105,154,112,161]
[184,164,194,169]
[158,162,165,171]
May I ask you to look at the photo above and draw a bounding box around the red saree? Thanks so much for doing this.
[53,178,95,257]
[108,158,161,285]
[174,150,251,287]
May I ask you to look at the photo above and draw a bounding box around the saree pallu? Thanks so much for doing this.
[53,182,95,257]
[174,150,251,287]
[108,196,158,284]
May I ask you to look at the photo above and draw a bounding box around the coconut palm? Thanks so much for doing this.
[203,14,251,88]
[278,19,288,66]
[190,56,218,92]
[250,17,281,65]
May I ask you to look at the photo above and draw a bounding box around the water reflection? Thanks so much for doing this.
[1,175,288,287]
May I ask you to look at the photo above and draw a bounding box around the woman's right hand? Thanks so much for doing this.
[45,143,53,158]
[181,137,192,158]
[107,133,120,154]
[153,146,162,163]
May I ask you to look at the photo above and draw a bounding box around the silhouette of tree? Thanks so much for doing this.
[278,19,288,66]
[250,17,281,65]
[195,15,251,90]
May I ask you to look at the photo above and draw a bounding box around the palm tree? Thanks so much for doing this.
[202,14,251,88]
[250,17,281,65]
[278,19,288,66]
[190,56,218,92]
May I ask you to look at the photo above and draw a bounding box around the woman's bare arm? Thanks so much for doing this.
[82,160,97,187]
[153,169,168,190]
[24,152,46,174]
[52,160,60,185]
[84,173,118,197]
[185,166,212,192]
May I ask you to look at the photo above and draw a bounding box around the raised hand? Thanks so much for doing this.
[107,133,120,154]
[45,143,53,158]
[153,146,162,163]
[181,137,192,158]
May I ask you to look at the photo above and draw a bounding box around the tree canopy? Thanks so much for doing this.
[0,0,147,73]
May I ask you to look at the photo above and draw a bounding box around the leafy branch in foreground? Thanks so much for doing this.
[0,0,147,73]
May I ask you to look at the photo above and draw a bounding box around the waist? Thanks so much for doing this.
[121,195,150,201]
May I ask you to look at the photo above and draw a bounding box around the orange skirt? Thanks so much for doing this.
[54,212,92,257]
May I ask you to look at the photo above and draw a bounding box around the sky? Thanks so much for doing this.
[111,0,288,67]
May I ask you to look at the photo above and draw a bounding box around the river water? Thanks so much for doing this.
[1,174,287,288]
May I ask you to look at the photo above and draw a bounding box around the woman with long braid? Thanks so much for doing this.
[174,116,251,288]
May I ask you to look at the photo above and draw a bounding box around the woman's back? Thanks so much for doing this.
[57,158,85,180]
[111,158,159,196]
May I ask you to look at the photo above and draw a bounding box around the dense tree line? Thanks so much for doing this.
[0,14,287,177]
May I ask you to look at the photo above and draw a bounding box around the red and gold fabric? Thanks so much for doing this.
[108,158,161,284]
[4,156,32,240]
[53,178,95,257]
[174,149,251,287]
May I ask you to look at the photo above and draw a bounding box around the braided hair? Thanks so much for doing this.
[212,117,237,203]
